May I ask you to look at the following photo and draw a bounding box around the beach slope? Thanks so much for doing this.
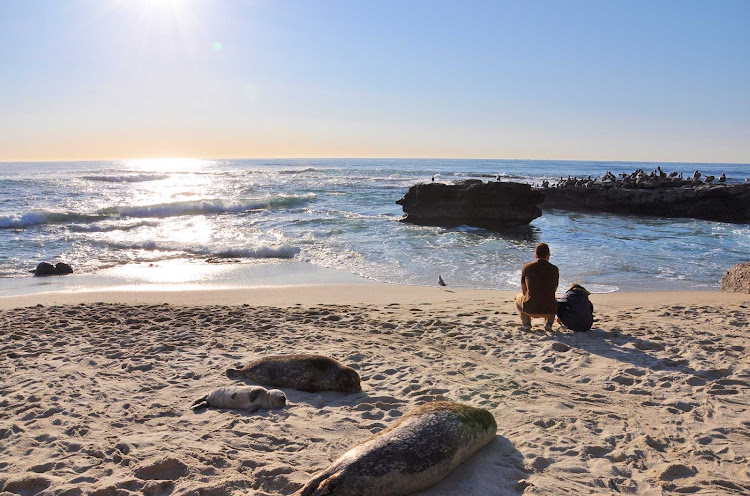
[1,286,748,495]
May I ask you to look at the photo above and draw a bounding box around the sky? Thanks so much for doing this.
[1,0,748,163]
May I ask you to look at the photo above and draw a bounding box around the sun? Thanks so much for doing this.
[109,0,201,29]
[140,0,189,15]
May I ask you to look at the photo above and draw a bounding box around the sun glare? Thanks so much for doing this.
[134,0,190,16]
[126,158,209,172]
[109,0,202,36]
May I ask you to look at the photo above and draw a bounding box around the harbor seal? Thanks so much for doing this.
[191,386,286,412]
[296,401,497,496]
[226,354,362,393]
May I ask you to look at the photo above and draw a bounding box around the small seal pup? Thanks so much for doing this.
[226,354,362,393]
[191,386,286,412]
[296,401,497,496]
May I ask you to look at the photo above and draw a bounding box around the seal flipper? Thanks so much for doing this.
[297,472,340,496]
[191,394,209,410]
[248,388,262,402]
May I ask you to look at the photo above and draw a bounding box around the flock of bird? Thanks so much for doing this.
[547,167,730,190]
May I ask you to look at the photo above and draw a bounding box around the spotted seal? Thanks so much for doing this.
[191,386,286,412]
[296,401,496,496]
[226,354,362,393]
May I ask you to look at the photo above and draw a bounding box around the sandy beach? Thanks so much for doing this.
[1,284,749,495]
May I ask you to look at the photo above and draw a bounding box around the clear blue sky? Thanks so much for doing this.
[1,0,748,162]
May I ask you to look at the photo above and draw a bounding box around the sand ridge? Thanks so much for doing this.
[0,294,748,495]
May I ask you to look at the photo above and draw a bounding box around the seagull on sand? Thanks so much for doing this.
[438,275,446,287]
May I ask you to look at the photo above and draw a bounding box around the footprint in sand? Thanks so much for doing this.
[251,466,295,492]
[1,476,53,494]
[610,374,636,386]
[655,462,697,481]
[664,401,698,414]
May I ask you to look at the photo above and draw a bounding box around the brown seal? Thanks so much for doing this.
[296,401,496,496]
[191,386,286,412]
[226,354,362,393]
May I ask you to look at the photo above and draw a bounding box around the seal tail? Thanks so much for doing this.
[191,394,209,410]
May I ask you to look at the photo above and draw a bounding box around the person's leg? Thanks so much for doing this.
[514,293,531,327]
[526,312,555,330]
[544,314,554,331]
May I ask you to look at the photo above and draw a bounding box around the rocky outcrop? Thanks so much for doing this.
[540,183,750,223]
[396,180,544,230]
[720,263,750,293]
[32,262,74,277]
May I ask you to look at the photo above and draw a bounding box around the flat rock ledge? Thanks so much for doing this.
[720,262,750,294]
[396,180,544,230]
[539,183,750,223]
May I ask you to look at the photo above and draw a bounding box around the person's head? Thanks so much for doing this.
[535,242,550,260]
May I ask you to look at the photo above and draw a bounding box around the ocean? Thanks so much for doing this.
[1,158,748,293]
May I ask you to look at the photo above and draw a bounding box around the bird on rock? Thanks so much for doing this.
[704,175,715,183]
[719,173,726,183]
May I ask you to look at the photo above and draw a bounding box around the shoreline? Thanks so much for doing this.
[1,276,748,311]
[0,257,735,310]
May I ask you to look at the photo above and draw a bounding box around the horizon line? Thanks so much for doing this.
[2,156,749,166]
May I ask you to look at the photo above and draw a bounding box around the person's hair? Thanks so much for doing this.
[569,282,590,294]
[535,242,550,259]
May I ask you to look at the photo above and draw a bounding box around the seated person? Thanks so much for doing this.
[556,283,594,332]
[515,243,559,331]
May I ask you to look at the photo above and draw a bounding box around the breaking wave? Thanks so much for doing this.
[0,211,106,229]
[91,239,300,259]
[67,220,162,233]
[277,167,321,175]
[82,173,171,183]
[100,195,315,219]
[0,194,316,229]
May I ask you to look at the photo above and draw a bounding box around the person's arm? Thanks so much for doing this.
[520,267,528,295]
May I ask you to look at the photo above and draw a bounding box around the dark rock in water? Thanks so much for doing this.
[33,262,57,276]
[540,183,750,223]
[720,262,750,294]
[396,180,544,229]
[54,262,73,275]
[32,262,74,277]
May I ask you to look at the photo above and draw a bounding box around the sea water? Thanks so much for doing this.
[1,158,748,293]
